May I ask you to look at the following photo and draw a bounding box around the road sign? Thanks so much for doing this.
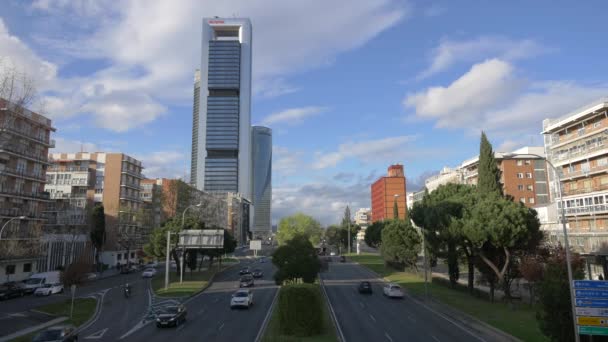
[250,240,262,251]
[178,229,224,249]
[579,326,608,336]
[576,298,608,308]
[576,307,608,317]
[574,280,608,289]
[576,290,608,299]
[577,317,608,326]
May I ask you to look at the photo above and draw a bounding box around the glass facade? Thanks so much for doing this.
[252,126,272,233]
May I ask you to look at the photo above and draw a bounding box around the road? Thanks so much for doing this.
[322,258,493,342]
[126,257,278,342]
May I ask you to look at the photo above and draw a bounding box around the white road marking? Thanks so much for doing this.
[177,324,185,332]
[85,328,108,339]
[359,301,364,308]
[197,308,206,315]
[407,314,416,322]
[385,332,393,342]
[431,335,441,342]
[369,314,376,322]
[218,323,225,331]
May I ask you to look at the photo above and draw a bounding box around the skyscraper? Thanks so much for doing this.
[191,18,253,201]
[251,126,272,238]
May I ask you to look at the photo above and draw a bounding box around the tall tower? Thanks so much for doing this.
[190,70,201,187]
[192,18,253,201]
[251,126,272,238]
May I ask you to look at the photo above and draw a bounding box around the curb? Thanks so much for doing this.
[0,317,68,342]
[319,274,346,342]
[350,259,521,342]
[74,292,106,334]
[254,287,280,342]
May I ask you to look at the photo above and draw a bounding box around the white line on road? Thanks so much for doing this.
[369,314,376,322]
[431,335,441,342]
[218,323,225,331]
[197,308,206,315]
[254,289,279,342]
[359,302,364,308]
[407,314,416,323]
[384,332,393,342]
[177,324,185,332]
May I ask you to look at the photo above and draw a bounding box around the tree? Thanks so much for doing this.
[277,213,323,246]
[520,254,544,305]
[393,199,399,219]
[273,234,321,284]
[342,206,352,227]
[364,221,385,248]
[536,246,586,342]
[324,225,342,248]
[380,219,421,270]
[477,131,503,196]
[90,204,106,270]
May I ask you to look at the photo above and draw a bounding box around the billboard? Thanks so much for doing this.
[178,229,224,249]
[250,240,262,251]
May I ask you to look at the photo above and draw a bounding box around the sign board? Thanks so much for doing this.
[578,316,608,326]
[576,298,608,308]
[576,290,608,299]
[250,240,262,251]
[178,229,224,249]
[579,326,608,336]
[575,281,608,289]
[576,307,608,317]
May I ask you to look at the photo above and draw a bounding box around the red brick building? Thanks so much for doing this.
[371,164,407,222]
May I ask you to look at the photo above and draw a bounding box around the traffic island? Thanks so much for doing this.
[152,262,238,298]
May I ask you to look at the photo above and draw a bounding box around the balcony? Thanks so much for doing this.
[47,166,89,172]
[0,144,50,165]
[0,125,54,147]
[563,183,608,197]
[121,169,143,179]
[564,204,608,216]
[0,188,50,201]
[121,182,142,191]
[550,136,608,167]
[0,166,46,182]
[0,207,46,219]
[562,163,608,181]
[49,193,87,200]
[120,194,143,202]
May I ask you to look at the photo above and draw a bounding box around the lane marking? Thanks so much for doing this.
[407,314,416,323]
[369,314,376,322]
[85,328,108,339]
[177,324,185,332]
[319,275,346,342]
[197,308,206,315]
[254,288,280,342]
[359,301,364,308]
[384,332,393,342]
[431,335,441,342]
[218,323,225,331]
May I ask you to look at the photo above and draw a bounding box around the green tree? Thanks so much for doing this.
[364,221,385,248]
[89,204,106,270]
[393,199,399,219]
[324,225,342,248]
[380,219,421,270]
[277,213,323,246]
[477,131,503,196]
[273,234,321,284]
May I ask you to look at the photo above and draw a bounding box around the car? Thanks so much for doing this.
[240,274,254,288]
[155,305,187,328]
[170,261,177,269]
[239,267,251,275]
[32,324,78,342]
[34,283,64,296]
[252,269,263,278]
[22,271,61,294]
[259,257,266,263]
[146,261,159,268]
[142,268,157,278]
[383,283,404,298]
[0,283,25,300]
[120,266,132,274]
[81,273,98,282]
[340,256,346,263]
[358,281,373,294]
[230,289,253,309]
[330,252,336,256]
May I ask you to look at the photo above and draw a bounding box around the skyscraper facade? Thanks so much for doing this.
[191,18,253,201]
[251,126,272,238]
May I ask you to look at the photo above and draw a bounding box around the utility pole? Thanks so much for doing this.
[164,230,170,290]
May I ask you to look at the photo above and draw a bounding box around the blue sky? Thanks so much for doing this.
[1,0,608,224]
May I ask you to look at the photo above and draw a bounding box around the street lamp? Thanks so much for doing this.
[503,151,578,342]
[164,203,202,290]
[0,216,26,242]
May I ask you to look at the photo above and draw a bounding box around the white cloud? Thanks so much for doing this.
[262,106,327,126]
[313,135,418,169]
[405,59,523,128]
[418,36,549,79]
[273,146,304,177]
[137,151,188,179]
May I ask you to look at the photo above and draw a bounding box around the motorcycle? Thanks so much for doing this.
[124,284,131,298]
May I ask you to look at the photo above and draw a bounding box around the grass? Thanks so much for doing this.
[151,265,228,297]
[221,257,239,263]
[262,285,338,342]
[11,298,97,342]
[348,253,548,342]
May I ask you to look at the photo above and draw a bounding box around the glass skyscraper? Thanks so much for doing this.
[252,126,272,236]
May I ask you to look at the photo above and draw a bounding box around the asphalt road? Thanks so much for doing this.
[126,256,278,342]
[321,259,492,342]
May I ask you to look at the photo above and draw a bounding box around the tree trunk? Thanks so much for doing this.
[171,249,181,276]
[447,241,459,287]
[467,255,475,294]
[479,247,510,284]
[489,280,495,303]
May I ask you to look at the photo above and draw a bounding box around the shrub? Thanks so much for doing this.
[278,284,323,337]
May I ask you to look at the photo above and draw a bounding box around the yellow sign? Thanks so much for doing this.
[578,316,608,326]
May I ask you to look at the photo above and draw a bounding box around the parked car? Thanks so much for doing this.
[34,283,64,296]
[230,289,253,309]
[0,283,25,300]
[259,257,266,263]
[120,266,132,274]
[83,273,98,281]
[340,256,346,263]
[239,267,251,275]
[155,305,187,328]
[252,269,263,278]
[32,324,78,342]
[146,261,159,268]
[142,268,157,278]
[23,271,61,294]
[330,252,336,256]
[358,281,373,294]
[383,283,404,298]
[239,275,254,288]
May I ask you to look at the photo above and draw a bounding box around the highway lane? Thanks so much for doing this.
[322,259,490,342]
[127,257,278,342]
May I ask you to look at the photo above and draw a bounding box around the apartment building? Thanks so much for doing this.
[141,179,162,231]
[0,98,55,282]
[542,98,608,256]
[371,164,407,222]
[425,167,463,193]
[47,152,144,267]
[355,208,371,241]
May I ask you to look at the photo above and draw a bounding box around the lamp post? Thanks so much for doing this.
[503,152,578,342]
[179,203,202,283]
[164,203,202,290]
[0,216,26,242]
[347,203,351,255]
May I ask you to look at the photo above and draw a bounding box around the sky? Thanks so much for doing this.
[1,0,608,225]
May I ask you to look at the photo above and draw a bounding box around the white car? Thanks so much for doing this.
[146,261,159,268]
[34,283,64,296]
[330,252,336,256]
[142,268,157,278]
[383,283,404,298]
[230,289,253,309]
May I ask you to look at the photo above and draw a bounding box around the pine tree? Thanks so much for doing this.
[393,199,399,219]
[477,132,503,196]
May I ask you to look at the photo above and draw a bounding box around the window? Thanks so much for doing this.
[576,198,584,206]
[571,182,578,190]
[16,159,26,173]
[518,185,524,191]
[520,198,526,203]
[568,165,576,173]
[117,254,122,260]
[526,172,533,178]
[23,263,31,272]
[595,121,602,128]
[585,198,593,206]
[595,196,605,205]
[124,253,128,259]
[601,177,608,185]
[529,198,535,204]
[525,160,531,165]
[130,252,135,258]
[599,158,608,167]
[527,185,534,191]
[517,173,524,179]
[517,160,523,166]
[584,180,592,189]
[5,265,15,275]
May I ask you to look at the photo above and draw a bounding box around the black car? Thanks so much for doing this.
[240,275,254,288]
[340,256,346,263]
[156,305,187,328]
[0,283,25,300]
[33,324,78,341]
[252,269,263,278]
[358,281,373,294]
[239,267,251,275]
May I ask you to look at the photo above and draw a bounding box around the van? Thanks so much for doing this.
[22,271,61,294]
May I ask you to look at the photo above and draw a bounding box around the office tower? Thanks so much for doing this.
[190,70,201,187]
[191,18,253,201]
[251,126,272,238]
[371,164,407,222]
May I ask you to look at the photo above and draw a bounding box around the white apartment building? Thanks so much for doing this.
[424,167,463,193]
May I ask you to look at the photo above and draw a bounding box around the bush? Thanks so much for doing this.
[278,284,323,337]
[61,257,93,286]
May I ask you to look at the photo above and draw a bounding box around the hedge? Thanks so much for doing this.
[278,284,323,337]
